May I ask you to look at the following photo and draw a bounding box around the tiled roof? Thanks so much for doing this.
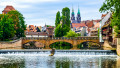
[2,5,15,12]
[29,25,35,28]
[71,23,86,28]
[86,20,94,28]
[101,14,107,18]
[93,19,101,22]
[47,26,54,29]
[94,22,100,28]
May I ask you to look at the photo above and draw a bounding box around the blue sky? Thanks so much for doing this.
[0,0,105,26]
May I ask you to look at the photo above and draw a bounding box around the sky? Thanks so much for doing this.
[0,0,105,26]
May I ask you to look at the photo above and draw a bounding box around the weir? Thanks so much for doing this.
[0,50,117,56]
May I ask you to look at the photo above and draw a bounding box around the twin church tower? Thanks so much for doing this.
[71,7,81,23]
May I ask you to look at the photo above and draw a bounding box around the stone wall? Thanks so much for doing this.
[0,39,22,49]
[117,38,120,56]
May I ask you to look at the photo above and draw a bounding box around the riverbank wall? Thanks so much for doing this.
[117,38,120,56]
[0,39,22,49]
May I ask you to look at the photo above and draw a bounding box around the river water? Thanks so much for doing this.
[0,50,119,68]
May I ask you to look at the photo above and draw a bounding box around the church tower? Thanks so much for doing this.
[71,7,75,22]
[77,6,81,23]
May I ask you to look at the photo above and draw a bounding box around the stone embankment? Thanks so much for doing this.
[0,39,22,49]
[117,38,120,56]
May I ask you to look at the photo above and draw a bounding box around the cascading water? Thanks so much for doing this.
[0,50,117,56]
[54,50,117,56]
[0,50,118,68]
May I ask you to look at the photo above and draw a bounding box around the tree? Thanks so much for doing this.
[99,0,120,37]
[8,10,26,38]
[61,7,71,36]
[55,11,60,27]
[0,14,15,41]
[54,7,71,37]
[55,24,63,37]
[62,7,71,27]
[65,30,81,37]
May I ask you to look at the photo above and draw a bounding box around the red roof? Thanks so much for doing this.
[71,23,86,28]
[2,5,15,12]
[47,26,54,29]
[101,14,107,18]
[93,19,101,22]
[86,20,94,28]
[29,25,35,28]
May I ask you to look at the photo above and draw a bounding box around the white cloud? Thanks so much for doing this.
[84,0,104,5]
[26,18,55,26]
[0,0,104,26]
[0,1,31,9]
[17,0,60,3]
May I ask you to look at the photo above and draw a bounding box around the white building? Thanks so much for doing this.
[99,12,112,42]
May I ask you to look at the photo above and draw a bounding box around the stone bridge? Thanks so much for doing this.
[22,37,100,49]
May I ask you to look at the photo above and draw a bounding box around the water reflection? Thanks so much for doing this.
[0,55,119,68]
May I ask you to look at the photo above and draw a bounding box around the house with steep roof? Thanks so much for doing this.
[90,22,100,36]
[100,12,112,43]
[2,5,15,14]
[71,23,87,36]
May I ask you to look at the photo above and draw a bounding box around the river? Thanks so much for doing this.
[0,50,119,68]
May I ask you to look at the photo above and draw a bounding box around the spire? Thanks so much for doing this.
[45,23,46,27]
[77,5,80,15]
[72,5,74,15]
[77,4,81,23]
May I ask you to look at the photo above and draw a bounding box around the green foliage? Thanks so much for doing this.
[55,11,60,27]
[54,7,71,37]
[0,14,15,41]
[98,28,100,37]
[62,7,71,27]
[46,25,50,27]
[62,24,70,36]
[8,10,26,38]
[55,24,63,37]
[99,0,120,37]
[0,10,26,41]
[50,42,72,49]
[65,30,81,37]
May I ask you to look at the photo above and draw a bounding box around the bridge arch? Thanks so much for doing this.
[77,41,101,49]
[48,40,74,46]
[49,41,73,49]
[22,37,100,49]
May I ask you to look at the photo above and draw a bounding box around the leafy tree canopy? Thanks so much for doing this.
[64,30,81,37]
[99,0,120,37]
[55,24,63,37]
[8,10,26,38]
[55,11,60,27]
[54,7,71,37]
[0,14,15,41]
